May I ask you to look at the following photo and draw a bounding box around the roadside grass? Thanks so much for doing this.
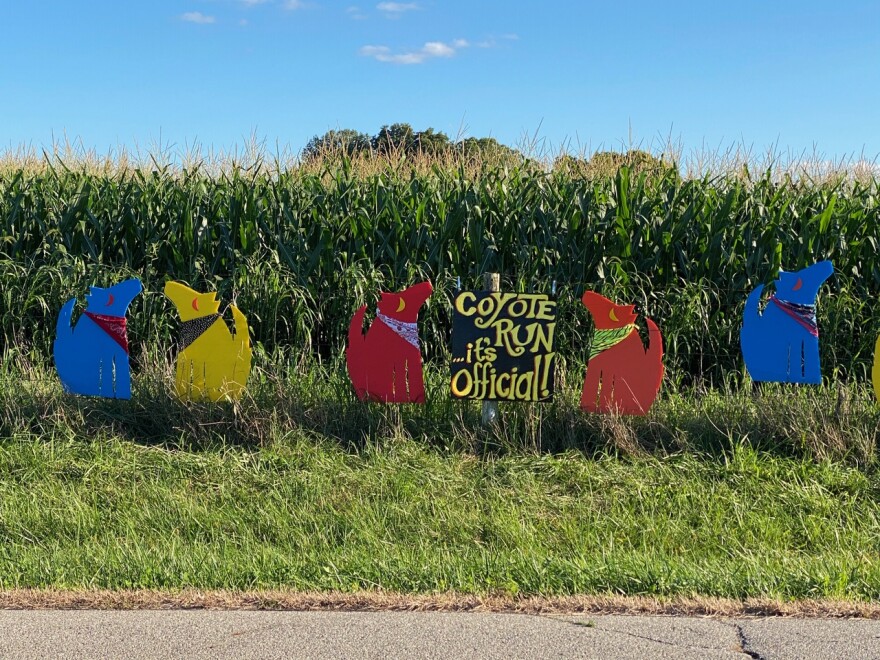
[2,359,880,599]
[7,590,880,618]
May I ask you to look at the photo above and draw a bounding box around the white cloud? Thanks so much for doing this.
[284,0,309,8]
[360,45,393,58]
[422,41,454,57]
[346,5,367,19]
[376,2,418,14]
[180,11,216,24]
[477,34,519,48]
[360,39,465,64]
[241,0,270,5]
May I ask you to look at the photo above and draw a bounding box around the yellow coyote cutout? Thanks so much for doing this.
[164,281,251,402]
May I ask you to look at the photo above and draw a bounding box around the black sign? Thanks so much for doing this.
[450,291,556,401]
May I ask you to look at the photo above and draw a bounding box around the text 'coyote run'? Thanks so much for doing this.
[450,291,557,402]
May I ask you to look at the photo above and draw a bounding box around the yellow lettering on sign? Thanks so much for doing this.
[495,373,511,398]
[455,291,477,316]
[474,292,518,328]
[507,298,528,318]
[451,369,473,397]
[515,371,534,400]
[530,322,555,353]
[535,299,556,321]
[493,318,525,357]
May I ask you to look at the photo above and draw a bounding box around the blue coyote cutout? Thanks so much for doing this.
[54,278,143,398]
[740,261,833,384]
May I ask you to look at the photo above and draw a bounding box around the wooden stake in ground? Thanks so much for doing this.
[481,272,500,426]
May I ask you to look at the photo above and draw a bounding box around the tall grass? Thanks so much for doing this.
[2,359,880,596]
[1,151,879,386]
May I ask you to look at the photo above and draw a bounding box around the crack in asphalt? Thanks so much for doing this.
[600,626,726,652]
[729,621,765,660]
[540,615,748,655]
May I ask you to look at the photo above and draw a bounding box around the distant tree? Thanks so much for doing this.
[302,124,524,165]
[303,129,371,160]
[371,123,416,154]
[413,128,451,156]
[455,137,522,163]
[553,150,669,178]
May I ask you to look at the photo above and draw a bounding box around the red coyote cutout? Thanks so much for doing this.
[580,291,664,415]
[346,281,433,403]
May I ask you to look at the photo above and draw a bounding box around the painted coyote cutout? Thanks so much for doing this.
[54,278,143,399]
[346,281,433,403]
[164,281,251,402]
[740,261,834,384]
[580,291,664,415]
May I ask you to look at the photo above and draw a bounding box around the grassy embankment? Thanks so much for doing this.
[2,150,880,602]
[2,356,880,600]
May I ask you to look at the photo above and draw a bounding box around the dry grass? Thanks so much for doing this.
[3,137,878,184]
[2,590,880,619]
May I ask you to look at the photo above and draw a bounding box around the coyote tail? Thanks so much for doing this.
[645,318,664,368]
[743,284,765,325]
[230,305,250,351]
[55,298,76,342]
[346,306,369,395]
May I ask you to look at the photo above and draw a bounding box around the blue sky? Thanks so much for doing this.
[2,1,879,160]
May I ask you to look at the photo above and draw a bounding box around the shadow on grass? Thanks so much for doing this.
[2,353,879,466]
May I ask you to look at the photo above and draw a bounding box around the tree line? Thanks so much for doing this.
[302,123,522,161]
[302,124,668,178]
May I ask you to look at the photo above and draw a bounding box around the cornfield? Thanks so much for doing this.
[1,154,879,387]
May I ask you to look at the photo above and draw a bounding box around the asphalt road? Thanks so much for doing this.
[2,610,880,659]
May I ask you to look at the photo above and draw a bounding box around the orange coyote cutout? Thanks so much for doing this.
[580,291,664,415]
[346,281,433,403]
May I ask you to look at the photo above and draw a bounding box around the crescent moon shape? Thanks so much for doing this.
[793,277,803,291]
[192,297,200,311]
[106,294,115,307]
[396,298,406,313]
[609,309,618,322]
